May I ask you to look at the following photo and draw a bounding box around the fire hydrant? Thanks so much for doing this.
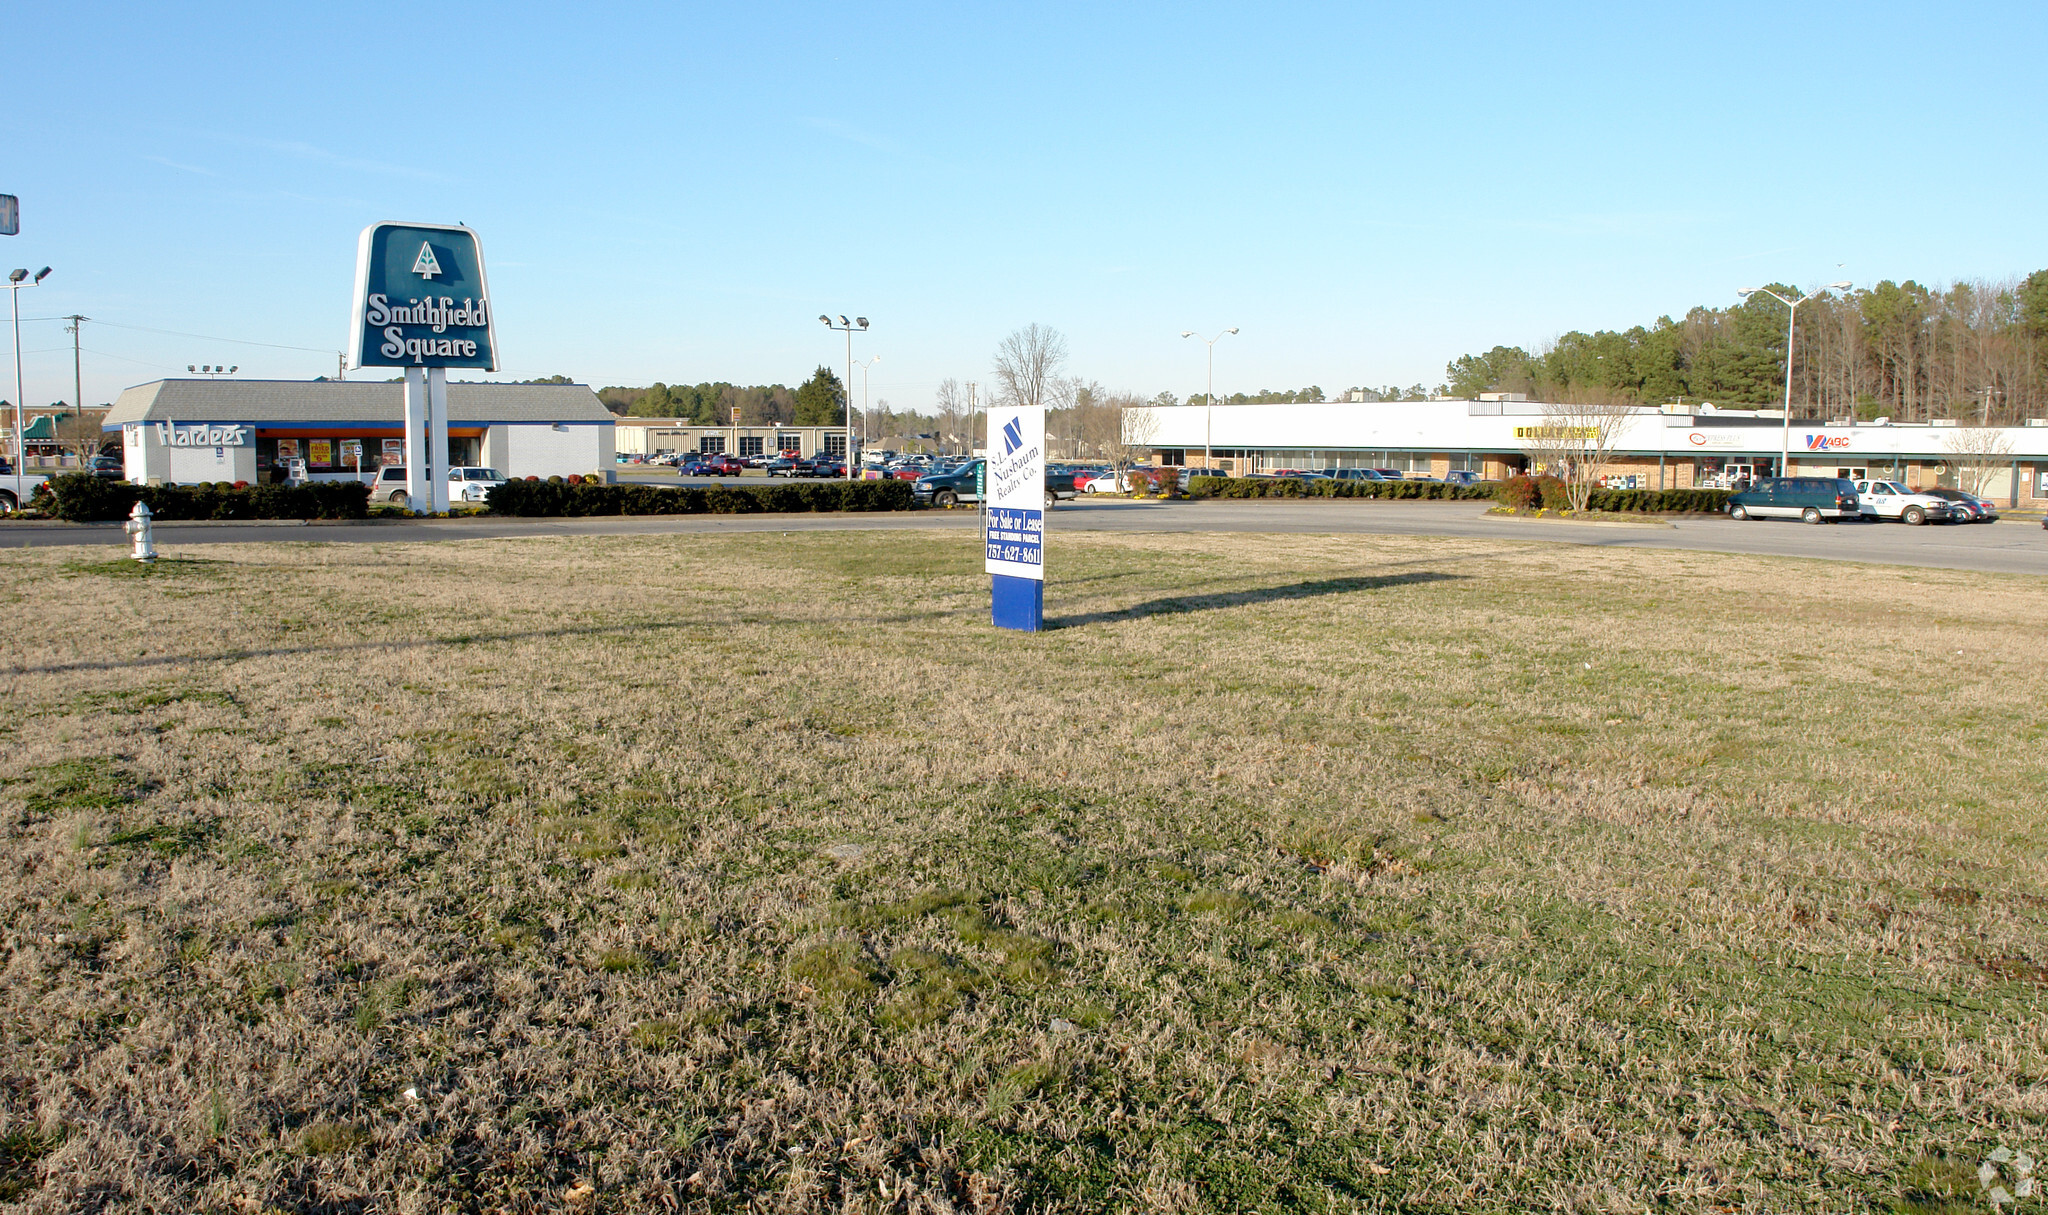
[125,500,157,563]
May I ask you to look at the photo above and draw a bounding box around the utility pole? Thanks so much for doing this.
[337,351,347,382]
[64,314,86,414]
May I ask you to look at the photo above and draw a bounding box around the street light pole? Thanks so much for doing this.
[1737,283,1850,475]
[7,267,52,480]
[856,354,880,457]
[1180,327,1238,472]
[819,314,869,479]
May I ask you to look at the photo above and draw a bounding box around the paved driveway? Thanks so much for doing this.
[4,499,2043,576]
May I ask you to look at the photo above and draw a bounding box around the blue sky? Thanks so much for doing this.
[7,1,2044,412]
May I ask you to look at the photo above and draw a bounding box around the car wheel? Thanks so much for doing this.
[934,489,957,508]
[1729,504,1749,520]
[1903,506,1925,525]
[0,491,15,514]
[1045,488,1057,509]
[390,491,408,508]
[1801,506,1823,525]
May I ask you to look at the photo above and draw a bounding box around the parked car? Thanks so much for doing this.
[1373,468,1407,480]
[914,458,1073,507]
[1082,469,1125,493]
[809,458,847,478]
[449,466,505,503]
[1851,480,1956,525]
[1442,470,1482,487]
[90,455,124,480]
[1726,476,1861,524]
[1321,468,1390,482]
[764,457,800,476]
[698,454,745,476]
[1921,486,1999,523]
[368,465,413,505]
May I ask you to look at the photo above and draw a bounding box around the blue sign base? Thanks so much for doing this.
[991,573,1044,632]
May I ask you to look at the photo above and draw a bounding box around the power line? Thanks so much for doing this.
[14,315,331,354]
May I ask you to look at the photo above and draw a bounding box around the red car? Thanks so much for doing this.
[701,454,745,476]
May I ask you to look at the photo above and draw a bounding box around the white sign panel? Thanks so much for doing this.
[983,404,1045,581]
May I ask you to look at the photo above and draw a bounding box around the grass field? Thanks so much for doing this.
[2,530,2044,1214]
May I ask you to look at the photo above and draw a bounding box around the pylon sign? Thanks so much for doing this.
[984,403,1045,631]
[347,221,496,370]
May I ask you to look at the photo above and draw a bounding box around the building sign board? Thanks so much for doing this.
[984,405,1045,631]
[155,422,252,447]
[0,194,17,236]
[348,222,497,370]
[1687,432,1743,449]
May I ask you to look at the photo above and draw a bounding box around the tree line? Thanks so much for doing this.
[596,368,848,427]
[1446,271,2048,424]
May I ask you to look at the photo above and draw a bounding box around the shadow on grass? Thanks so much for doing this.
[6,619,707,676]
[1048,571,1466,628]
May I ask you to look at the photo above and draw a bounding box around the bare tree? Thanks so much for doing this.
[1119,402,1160,470]
[1518,400,1633,513]
[1942,425,2016,497]
[991,324,1069,412]
[932,378,966,453]
[54,409,108,465]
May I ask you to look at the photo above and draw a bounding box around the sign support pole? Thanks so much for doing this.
[428,366,450,513]
[403,368,428,513]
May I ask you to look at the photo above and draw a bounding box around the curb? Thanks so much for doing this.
[1482,511,1678,530]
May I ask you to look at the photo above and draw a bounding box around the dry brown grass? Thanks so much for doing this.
[1,531,2045,1213]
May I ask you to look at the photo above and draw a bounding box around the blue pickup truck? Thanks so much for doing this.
[912,458,1074,508]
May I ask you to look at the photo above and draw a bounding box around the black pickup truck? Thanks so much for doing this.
[911,458,1074,508]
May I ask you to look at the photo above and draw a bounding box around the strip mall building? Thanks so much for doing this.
[1131,397,2048,506]
[103,379,615,485]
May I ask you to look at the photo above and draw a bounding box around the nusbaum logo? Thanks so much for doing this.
[1001,417,1024,455]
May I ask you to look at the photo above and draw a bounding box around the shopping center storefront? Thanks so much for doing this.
[104,379,615,485]
[1130,398,2048,505]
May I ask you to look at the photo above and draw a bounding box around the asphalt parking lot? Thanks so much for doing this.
[5,499,2043,576]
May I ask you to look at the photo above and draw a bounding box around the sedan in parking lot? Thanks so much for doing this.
[1922,486,1999,523]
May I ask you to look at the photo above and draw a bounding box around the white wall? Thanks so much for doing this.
[163,442,254,484]
[495,423,612,478]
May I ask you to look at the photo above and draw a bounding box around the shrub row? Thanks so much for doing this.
[35,473,371,522]
[1186,475,1495,501]
[1491,474,1734,514]
[485,477,917,517]
[1583,486,1733,513]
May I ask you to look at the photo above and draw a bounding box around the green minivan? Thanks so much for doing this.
[1726,477,1861,524]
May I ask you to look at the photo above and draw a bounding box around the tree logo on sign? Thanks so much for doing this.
[411,242,443,280]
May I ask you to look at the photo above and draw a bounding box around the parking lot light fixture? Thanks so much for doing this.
[821,313,871,479]
[7,265,51,479]
[1181,327,1238,472]
[1736,283,1850,475]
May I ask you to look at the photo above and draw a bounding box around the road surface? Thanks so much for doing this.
[2,499,2042,577]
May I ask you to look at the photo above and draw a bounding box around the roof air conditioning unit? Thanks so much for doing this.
[1828,417,1851,427]
[1930,418,1957,427]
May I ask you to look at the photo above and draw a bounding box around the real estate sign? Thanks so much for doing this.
[347,222,497,371]
[984,404,1045,631]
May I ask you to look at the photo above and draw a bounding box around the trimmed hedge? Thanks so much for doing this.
[35,473,371,522]
[485,477,916,517]
[1186,475,1495,501]
[1584,487,1733,513]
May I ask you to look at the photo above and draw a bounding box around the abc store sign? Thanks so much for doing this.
[154,422,252,447]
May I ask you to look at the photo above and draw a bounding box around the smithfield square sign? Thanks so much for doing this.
[347,222,498,370]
